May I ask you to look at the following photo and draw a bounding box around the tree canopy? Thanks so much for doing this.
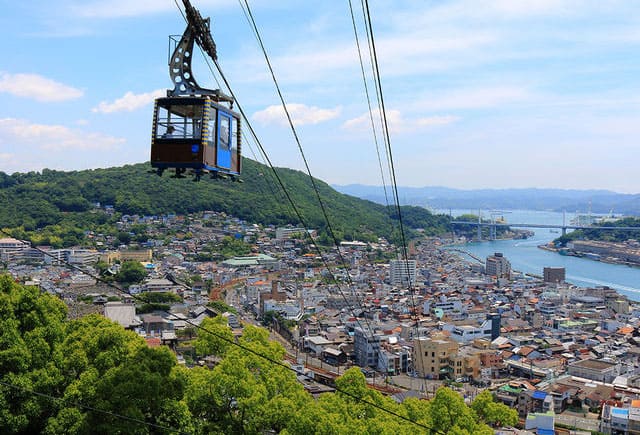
[0,159,453,248]
[0,276,516,434]
[554,216,640,246]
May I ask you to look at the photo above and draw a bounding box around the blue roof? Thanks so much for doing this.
[537,429,554,435]
[532,391,547,400]
[612,408,629,417]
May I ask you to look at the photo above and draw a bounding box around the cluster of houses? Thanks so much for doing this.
[4,209,640,434]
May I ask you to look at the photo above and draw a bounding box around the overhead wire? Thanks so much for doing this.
[347,0,391,211]
[0,227,439,433]
[1,2,435,426]
[4,2,451,432]
[358,0,420,335]
[207,0,383,342]
[237,0,363,279]
[347,0,408,278]
[359,0,398,210]
[0,379,186,434]
[347,0,420,337]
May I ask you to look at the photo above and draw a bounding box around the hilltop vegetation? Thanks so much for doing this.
[0,276,517,434]
[554,217,640,246]
[0,159,451,247]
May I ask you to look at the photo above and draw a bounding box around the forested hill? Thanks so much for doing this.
[0,158,450,245]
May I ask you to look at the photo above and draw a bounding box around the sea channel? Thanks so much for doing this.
[441,209,640,302]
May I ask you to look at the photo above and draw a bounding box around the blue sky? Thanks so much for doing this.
[1,0,639,193]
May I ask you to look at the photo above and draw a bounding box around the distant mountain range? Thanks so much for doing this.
[333,185,640,216]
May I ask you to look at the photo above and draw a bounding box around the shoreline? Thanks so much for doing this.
[537,243,640,269]
[442,242,640,302]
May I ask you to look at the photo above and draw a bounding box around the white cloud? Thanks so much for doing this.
[252,103,342,126]
[92,89,165,114]
[0,118,124,151]
[343,109,458,134]
[0,72,83,102]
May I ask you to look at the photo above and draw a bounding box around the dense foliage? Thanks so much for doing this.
[0,159,451,247]
[554,217,640,246]
[0,276,517,434]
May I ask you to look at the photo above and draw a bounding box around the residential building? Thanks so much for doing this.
[567,359,618,383]
[0,238,31,262]
[524,411,555,433]
[143,278,178,293]
[258,281,287,316]
[446,314,501,343]
[608,298,630,314]
[543,267,565,283]
[485,252,511,278]
[412,335,459,379]
[389,259,417,286]
[120,249,153,262]
[354,327,383,368]
[103,302,139,329]
[275,227,308,239]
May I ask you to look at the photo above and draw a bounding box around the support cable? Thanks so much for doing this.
[361,0,419,334]
[172,0,377,341]
[347,0,391,210]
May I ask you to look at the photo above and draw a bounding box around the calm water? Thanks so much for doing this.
[441,209,640,302]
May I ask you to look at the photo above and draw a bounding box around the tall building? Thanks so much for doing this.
[485,252,511,278]
[354,327,382,368]
[389,259,417,286]
[413,335,459,379]
[0,237,31,262]
[412,334,480,380]
[543,267,565,283]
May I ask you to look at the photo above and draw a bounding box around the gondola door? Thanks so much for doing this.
[216,110,232,169]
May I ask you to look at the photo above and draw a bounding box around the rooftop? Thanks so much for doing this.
[570,359,616,371]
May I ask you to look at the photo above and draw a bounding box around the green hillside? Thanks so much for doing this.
[554,216,640,246]
[0,159,451,247]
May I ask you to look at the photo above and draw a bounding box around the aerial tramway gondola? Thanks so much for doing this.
[150,0,241,181]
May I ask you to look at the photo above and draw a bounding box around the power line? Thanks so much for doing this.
[178,0,381,346]
[238,0,365,284]
[347,0,391,211]
[0,380,187,434]
[359,0,419,334]
[358,0,398,210]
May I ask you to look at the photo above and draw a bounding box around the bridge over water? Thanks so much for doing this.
[450,220,640,240]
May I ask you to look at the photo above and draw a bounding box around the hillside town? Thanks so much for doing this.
[3,207,640,434]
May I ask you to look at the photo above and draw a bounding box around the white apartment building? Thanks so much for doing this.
[389,259,417,286]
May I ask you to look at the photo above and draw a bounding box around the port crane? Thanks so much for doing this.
[150,0,241,181]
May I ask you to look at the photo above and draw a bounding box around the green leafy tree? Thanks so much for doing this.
[0,275,518,435]
[470,390,518,428]
[427,387,493,435]
[0,275,67,434]
[114,261,147,285]
[193,316,233,357]
[206,300,238,315]
[187,325,310,434]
